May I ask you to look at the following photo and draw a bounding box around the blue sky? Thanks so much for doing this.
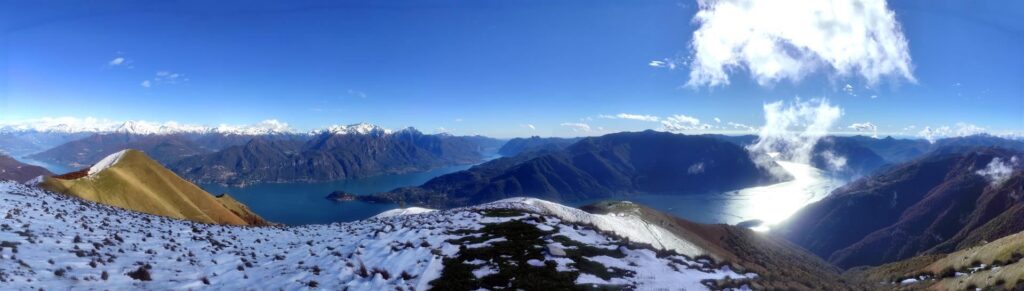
[1,0,1022,138]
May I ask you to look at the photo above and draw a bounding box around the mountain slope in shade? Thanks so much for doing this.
[842,135,932,164]
[26,131,309,170]
[28,133,215,168]
[171,129,500,185]
[497,136,581,156]
[37,149,268,226]
[777,147,1023,269]
[578,201,865,290]
[0,153,52,183]
[373,131,784,209]
[810,136,888,176]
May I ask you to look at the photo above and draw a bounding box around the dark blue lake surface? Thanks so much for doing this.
[199,164,472,225]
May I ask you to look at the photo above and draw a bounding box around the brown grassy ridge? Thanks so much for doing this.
[39,149,269,226]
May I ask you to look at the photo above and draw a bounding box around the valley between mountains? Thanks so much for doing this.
[1,123,1023,290]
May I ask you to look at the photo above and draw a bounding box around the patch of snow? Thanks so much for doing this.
[485,197,707,257]
[471,265,497,279]
[24,175,45,186]
[372,207,436,219]
[547,243,567,257]
[87,150,128,176]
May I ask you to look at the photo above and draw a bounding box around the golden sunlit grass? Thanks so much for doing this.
[39,150,267,226]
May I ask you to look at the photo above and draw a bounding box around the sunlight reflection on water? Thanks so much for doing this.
[723,160,844,231]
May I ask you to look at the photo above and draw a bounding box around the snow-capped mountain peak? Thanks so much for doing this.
[0,117,118,133]
[114,120,210,135]
[213,119,293,135]
[0,118,299,135]
[315,123,392,135]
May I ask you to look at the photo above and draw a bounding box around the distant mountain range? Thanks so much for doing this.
[0,131,93,157]
[777,147,1023,269]
[497,136,581,156]
[37,149,268,226]
[16,122,503,186]
[711,134,1024,179]
[27,132,302,170]
[370,130,785,208]
[170,127,502,185]
[0,153,51,183]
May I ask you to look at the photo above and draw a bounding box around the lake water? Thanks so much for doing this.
[13,155,76,175]
[568,161,844,231]
[209,159,841,229]
[198,164,472,225]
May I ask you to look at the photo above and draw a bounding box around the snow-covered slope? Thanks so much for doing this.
[86,150,127,176]
[488,198,708,257]
[372,207,436,219]
[0,182,754,290]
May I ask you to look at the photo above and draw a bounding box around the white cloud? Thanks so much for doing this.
[522,124,536,130]
[842,84,856,96]
[661,114,711,132]
[109,57,126,66]
[0,116,119,133]
[648,58,682,70]
[599,113,660,122]
[727,122,757,132]
[819,150,848,171]
[747,98,842,165]
[976,156,1018,187]
[713,117,721,123]
[560,122,592,132]
[687,0,915,87]
[347,90,368,99]
[848,122,878,138]
[142,70,186,87]
[917,123,988,143]
[0,117,295,135]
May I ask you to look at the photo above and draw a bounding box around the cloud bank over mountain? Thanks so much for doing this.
[747,99,842,171]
